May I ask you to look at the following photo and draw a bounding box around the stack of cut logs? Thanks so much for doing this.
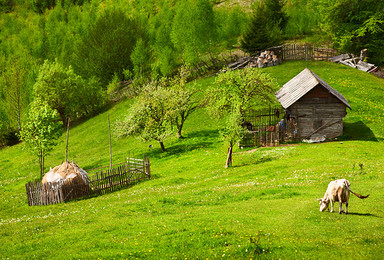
[226,50,281,72]
[255,50,281,68]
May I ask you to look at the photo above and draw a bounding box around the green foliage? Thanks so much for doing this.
[206,68,278,167]
[171,0,218,66]
[315,0,384,65]
[162,68,201,139]
[115,83,174,152]
[32,0,56,13]
[1,61,384,259]
[1,55,30,132]
[206,68,278,119]
[216,7,248,49]
[33,59,106,122]
[285,0,321,37]
[73,8,146,85]
[130,38,151,79]
[220,107,247,147]
[0,0,13,13]
[264,0,288,31]
[220,107,248,168]
[241,0,286,54]
[148,2,177,77]
[19,102,62,177]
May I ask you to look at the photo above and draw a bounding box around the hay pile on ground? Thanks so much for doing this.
[42,161,90,186]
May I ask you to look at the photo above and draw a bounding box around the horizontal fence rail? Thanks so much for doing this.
[265,44,340,62]
[25,156,150,206]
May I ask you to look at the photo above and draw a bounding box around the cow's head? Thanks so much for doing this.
[317,198,329,212]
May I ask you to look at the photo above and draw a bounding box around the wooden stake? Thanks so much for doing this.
[108,115,112,170]
[66,118,70,162]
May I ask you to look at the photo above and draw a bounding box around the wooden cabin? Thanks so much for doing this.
[275,68,351,140]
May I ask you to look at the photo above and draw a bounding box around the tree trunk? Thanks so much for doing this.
[159,141,166,152]
[225,145,233,168]
[177,120,184,139]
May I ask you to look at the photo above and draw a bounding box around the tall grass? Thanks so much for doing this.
[1,61,383,259]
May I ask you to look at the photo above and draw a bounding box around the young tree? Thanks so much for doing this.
[221,107,248,168]
[206,68,278,168]
[115,83,174,152]
[165,68,200,139]
[19,102,63,178]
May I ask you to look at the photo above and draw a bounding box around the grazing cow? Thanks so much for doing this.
[318,179,369,214]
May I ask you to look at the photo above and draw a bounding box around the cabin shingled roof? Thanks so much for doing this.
[275,68,351,110]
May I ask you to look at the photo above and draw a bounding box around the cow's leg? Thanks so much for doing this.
[345,201,349,214]
[330,200,334,212]
[338,195,344,214]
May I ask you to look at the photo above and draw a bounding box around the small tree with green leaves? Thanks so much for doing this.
[115,83,174,152]
[164,68,200,139]
[221,107,248,168]
[20,102,63,178]
[206,68,277,168]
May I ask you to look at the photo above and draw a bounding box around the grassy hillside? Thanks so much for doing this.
[1,61,383,259]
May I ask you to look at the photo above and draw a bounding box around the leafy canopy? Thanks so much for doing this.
[19,102,62,177]
[115,83,174,152]
[207,68,278,119]
[206,68,278,167]
[33,59,105,122]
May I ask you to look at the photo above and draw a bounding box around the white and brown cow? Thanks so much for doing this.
[318,179,369,214]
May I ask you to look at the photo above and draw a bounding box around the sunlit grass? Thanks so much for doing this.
[1,61,383,259]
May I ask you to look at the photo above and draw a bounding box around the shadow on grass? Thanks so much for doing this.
[65,178,152,204]
[232,157,274,168]
[340,121,378,141]
[348,212,382,218]
[145,130,219,159]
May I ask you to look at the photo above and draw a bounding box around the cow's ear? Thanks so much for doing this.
[317,198,322,201]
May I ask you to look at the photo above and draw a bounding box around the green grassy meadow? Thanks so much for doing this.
[1,61,383,259]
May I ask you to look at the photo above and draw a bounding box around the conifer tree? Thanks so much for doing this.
[241,0,286,54]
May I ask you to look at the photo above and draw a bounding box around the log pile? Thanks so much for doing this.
[225,50,281,72]
[330,50,378,73]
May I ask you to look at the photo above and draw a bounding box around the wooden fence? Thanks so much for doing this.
[25,156,150,206]
[241,106,297,147]
[266,44,340,61]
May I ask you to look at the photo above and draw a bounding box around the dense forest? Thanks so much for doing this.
[0,0,383,147]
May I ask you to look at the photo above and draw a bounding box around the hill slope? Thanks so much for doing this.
[1,61,383,259]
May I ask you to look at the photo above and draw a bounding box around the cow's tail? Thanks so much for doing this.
[346,184,370,199]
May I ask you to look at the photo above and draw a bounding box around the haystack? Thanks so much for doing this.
[42,161,90,186]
